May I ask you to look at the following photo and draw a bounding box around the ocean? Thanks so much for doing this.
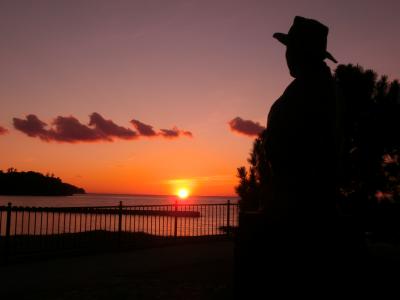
[0,193,239,208]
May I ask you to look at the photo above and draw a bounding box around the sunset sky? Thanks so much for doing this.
[1,0,399,196]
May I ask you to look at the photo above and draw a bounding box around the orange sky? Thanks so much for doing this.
[1,1,399,196]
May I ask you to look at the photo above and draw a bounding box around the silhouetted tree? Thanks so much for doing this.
[335,65,400,212]
[235,130,269,211]
[236,64,400,213]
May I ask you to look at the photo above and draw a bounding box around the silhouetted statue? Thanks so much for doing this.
[235,17,343,298]
[265,15,338,225]
[235,18,400,295]
[263,16,340,288]
[261,16,342,292]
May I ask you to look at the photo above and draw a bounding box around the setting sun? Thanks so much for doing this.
[177,188,190,199]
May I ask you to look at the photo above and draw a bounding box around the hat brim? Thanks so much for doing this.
[272,32,337,63]
[273,32,288,45]
[325,51,338,63]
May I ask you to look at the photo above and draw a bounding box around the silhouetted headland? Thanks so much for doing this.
[0,168,85,196]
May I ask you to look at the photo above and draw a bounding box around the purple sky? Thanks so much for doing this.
[0,0,399,195]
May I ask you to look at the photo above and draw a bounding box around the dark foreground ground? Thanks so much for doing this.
[0,240,233,300]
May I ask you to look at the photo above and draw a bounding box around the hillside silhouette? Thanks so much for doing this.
[0,168,85,196]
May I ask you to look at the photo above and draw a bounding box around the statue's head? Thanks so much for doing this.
[273,16,337,77]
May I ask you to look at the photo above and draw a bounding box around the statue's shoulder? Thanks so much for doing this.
[267,80,296,128]
[269,80,299,113]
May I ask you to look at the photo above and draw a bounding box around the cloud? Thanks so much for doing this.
[159,128,180,138]
[89,113,138,140]
[13,114,50,140]
[130,119,157,137]
[159,127,193,139]
[13,114,107,142]
[181,130,193,138]
[13,113,193,143]
[131,120,193,138]
[228,117,265,137]
[50,116,108,142]
[0,126,8,135]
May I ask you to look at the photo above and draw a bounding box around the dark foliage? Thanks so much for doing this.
[235,130,269,211]
[335,65,400,208]
[0,168,85,196]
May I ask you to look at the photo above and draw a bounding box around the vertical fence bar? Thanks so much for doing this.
[118,201,122,246]
[108,208,111,233]
[89,209,92,232]
[188,205,191,236]
[226,200,231,236]
[174,200,178,238]
[161,206,164,236]
[139,207,142,233]
[213,205,216,236]
[134,207,139,232]
[202,205,205,236]
[33,208,37,237]
[21,210,24,235]
[183,205,186,236]
[14,208,18,236]
[146,207,149,235]
[39,210,43,250]
[212,205,214,235]
[5,203,12,261]
[150,207,153,234]
[124,206,128,233]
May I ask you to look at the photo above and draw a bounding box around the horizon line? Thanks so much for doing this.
[85,192,239,198]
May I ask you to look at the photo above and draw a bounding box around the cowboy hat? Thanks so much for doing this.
[273,16,337,63]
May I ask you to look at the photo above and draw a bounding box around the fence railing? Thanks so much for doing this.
[0,201,239,261]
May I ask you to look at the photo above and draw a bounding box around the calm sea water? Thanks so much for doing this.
[0,193,239,207]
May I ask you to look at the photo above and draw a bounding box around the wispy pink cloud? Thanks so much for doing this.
[159,127,193,139]
[131,119,193,139]
[89,113,138,140]
[228,117,265,137]
[50,115,110,142]
[13,113,192,143]
[130,119,157,137]
[181,130,193,138]
[13,114,108,143]
[13,115,50,140]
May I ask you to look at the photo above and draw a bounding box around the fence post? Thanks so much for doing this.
[226,200,231,236]
[5,202,12,262]
[117,201,123,248]
[174,200,178,238]
[118,201,123,234]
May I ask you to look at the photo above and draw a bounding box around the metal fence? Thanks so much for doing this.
[0,201,239,261]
